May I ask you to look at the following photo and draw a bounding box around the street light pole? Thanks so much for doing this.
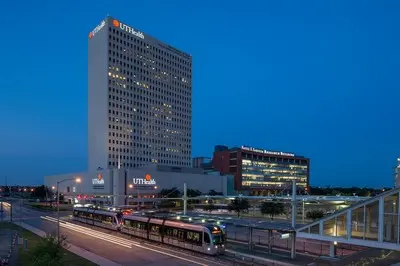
[56,181,60,242]
[56,177,81,243]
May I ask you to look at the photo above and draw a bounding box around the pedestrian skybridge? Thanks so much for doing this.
[296,187,400,250]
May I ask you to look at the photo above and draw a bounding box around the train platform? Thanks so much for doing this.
[226,241,325,266]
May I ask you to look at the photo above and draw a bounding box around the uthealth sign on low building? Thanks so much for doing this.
[133,174,156,185]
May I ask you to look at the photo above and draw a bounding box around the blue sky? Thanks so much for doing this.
[0,0,399,187]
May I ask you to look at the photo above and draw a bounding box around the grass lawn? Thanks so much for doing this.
[0,222,97,266]
[27,202,71,212]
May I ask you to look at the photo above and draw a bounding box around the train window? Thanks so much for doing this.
[177,230,185,241]
[164,226,176,238]
[186,231,201,245]
[204,232,210,244]
[124,220,131,227]
[73,211,78,216]
[150,224,160,234]
[138,222,147,230]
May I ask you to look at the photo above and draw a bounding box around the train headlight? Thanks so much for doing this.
[207,248,210,251]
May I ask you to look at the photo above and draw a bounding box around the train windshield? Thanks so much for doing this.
[210,226,225,244]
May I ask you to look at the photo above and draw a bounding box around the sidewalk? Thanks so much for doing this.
[16,222,121,266]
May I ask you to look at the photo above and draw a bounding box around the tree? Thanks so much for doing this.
[208,189,223,196]
[187,189,202,198]
[228,197,250,217]
[159,187,182,198]
[31,185,53,199]
[203,202,216,214]
[260,200,285,220]
[29,234,68,266]
[306,209,325,221]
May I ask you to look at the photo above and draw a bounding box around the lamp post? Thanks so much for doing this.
[56,177,81,243]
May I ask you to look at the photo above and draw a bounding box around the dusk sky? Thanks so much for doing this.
[0,0,399,187]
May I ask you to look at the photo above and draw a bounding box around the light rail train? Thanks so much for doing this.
[73,207,225,255]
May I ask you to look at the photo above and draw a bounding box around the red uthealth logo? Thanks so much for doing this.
[145,174,151,181]
[113,19,120,27]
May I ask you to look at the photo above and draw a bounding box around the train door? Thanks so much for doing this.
[203,231,211,252]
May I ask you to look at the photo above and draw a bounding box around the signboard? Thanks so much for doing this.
[241,145,295,157]
[92,173,104,189]
[112,19,144,39]
[132,174,156,189]
[89,20,106,39]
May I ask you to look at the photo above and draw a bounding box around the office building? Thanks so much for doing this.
[88,16,192,171]
[212,145,310,195]
[192,157,211,168]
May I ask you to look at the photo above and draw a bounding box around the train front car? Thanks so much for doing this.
[73,207,122,231]
[205,225,225,255]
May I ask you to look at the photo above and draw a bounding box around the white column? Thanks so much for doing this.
[290,232,296,260]
[346,209,352,240]
[363,205,366,240]
[319,221,323,235]
[329,242,335,257]
[378,196,384,242]
[248,227,253,251]
[397,191,400,245]
[183,183,187,216]
[291,181,297,227]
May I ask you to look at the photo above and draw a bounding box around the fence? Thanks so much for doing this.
[227,229,366,257]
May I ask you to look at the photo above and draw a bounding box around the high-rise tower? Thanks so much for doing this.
[88,17,192,171]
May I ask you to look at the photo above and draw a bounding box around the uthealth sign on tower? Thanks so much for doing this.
[112,19,145,39]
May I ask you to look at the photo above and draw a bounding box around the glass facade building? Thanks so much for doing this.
[212,145,310,194]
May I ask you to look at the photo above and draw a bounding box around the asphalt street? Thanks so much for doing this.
[1,201,226,266]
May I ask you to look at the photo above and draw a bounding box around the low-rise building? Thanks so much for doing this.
[211,145,310,195]
[44,165,234,206]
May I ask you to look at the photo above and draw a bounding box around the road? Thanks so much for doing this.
[1,200,365,265]
[1,201,232,266]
